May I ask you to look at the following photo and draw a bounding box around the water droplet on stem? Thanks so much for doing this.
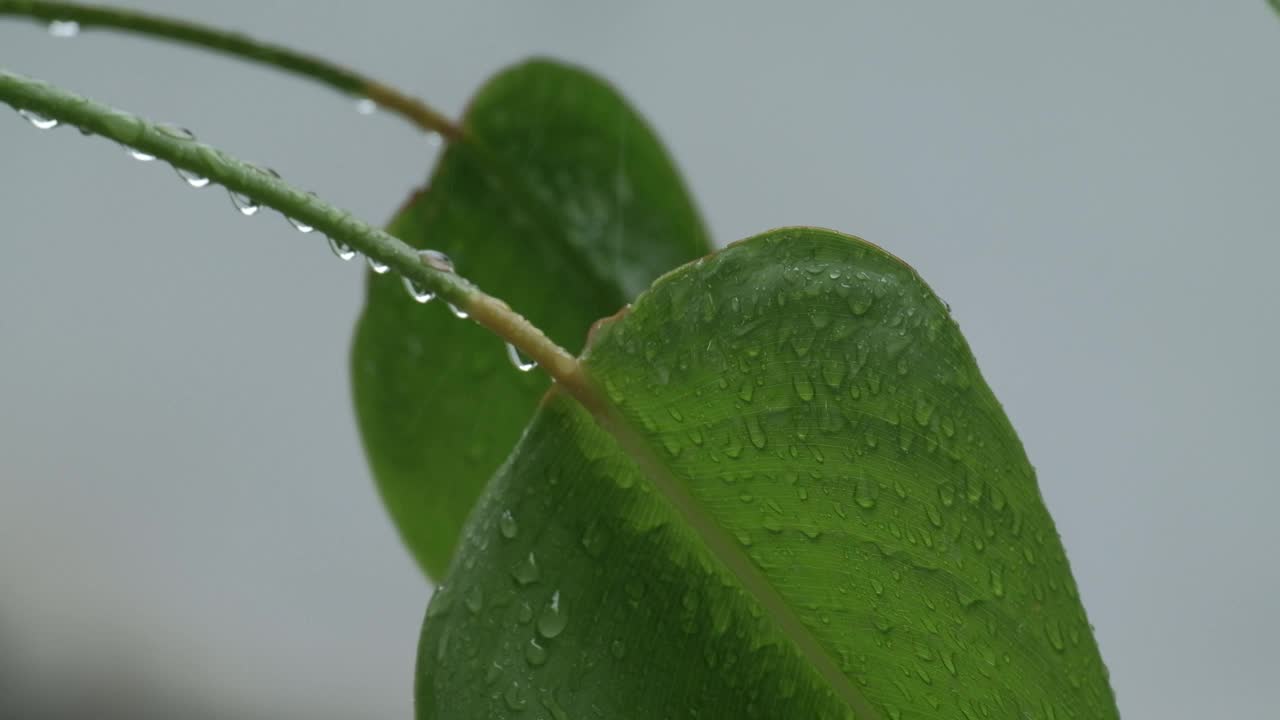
[354,98,377,115]
[228,191,260,216]
[366,256,389,274]
[16,109,58,130]
[175,168,210,188]
[327,237,355,260]
[506,343,536,372]
[48,20,80,38]
[402,275,434,303]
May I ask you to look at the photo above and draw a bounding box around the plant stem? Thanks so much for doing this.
[0,0,464,140]
[0,69,585,391]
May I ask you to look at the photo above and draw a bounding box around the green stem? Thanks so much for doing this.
[0,69,585,390]
[0,0,464,140]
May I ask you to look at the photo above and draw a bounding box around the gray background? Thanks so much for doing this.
[2,1,1277,717]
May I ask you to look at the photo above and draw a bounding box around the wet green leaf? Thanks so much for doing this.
[418,228,1118,719]
[351,59,710,579]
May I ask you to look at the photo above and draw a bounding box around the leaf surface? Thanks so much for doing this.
[417,228,1119,719]
[351,59,710,579]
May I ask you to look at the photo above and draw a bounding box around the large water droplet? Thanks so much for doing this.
[524,638,548,667]
[506,343,536,372]
[228,191,260,216]
[503,682,528,710]
[402,275,434,303]
[16,109,58,130]
[745,415,767,449]
[366,256,389,274]
[353,97,377,115]
[536,591,567,639]
[48,20,80,38]
[419,249,455,272]
[448,303,469,319]
[328,237,355,260]
[511,552,540,586]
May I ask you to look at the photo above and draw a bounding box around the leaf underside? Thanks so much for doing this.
[351,59,710,579]
[417,228,1119,719]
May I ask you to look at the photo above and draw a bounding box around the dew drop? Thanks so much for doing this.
[854,477,879,509]
[320,237,354,262]
[464,585,484,614]
[448,303,469,319]
[48,20,80,38]
[16,109,58,130]
[503,682,528,710]
[511,551,540,586]
[498,510,518,539]
[366,256,389,274]
[353,97,377,115]
[175,168,210,188]
[536,591,567,639]
[228,191,260,216]
[402,275,435,303]
[506,342,536,372]
[524,638,548,667]
[127,147,156,162]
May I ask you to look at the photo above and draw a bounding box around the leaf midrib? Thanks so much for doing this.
[567,382,883,720]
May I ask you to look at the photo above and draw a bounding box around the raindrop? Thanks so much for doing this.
[448,302,469,319]
[419,249,455,272]
[366,256,389,274]
[536,591,567,639]
[498,510,518,540]
[48,20,80,38]
[327,236,355,260]
[511,552,540,586]
[228,191,260,216]
[354,97,377,115]
[524,639,548,667]
[16,109,58,130]
[175,168,210,188]
[287,216,314,233]
[402,275,434,303]
[127,147,156,162]
[156,125,196,141]
[506,343,536,372]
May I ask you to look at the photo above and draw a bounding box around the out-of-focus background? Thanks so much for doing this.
[1,1,1277,717]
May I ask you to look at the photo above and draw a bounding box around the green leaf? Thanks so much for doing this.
[351,59,711,580]
[417,228,1119,718]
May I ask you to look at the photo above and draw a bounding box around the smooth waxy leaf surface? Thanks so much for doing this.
[417,228,1119,718]
[351,59,710,579]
